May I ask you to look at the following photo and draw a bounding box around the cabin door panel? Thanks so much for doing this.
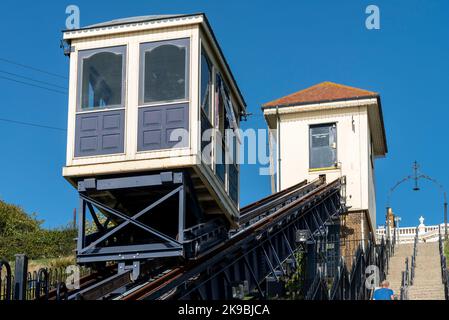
[74,110,125,157]
[138,103,189,151]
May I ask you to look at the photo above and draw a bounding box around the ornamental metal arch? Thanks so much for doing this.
[386,161,447,240]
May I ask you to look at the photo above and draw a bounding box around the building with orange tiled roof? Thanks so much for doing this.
[262,81,387,264]
[264,81,378,107]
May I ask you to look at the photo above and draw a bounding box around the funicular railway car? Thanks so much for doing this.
[61,14,246,270]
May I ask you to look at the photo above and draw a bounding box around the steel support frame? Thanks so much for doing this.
[143,181,345,300]
[76,172,186,264]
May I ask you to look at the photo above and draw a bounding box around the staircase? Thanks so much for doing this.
[408,243,445,300]
[386,244,412,296]
[386,243,445,300]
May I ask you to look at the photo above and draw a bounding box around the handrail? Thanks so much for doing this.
[400,227,418,300]
[410,228,417,285]
[400,270,408,300]
[307,233,394,300]
[400,259,410,300]
[438,226,449,300]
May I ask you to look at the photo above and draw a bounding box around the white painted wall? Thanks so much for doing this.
[274,104,377,229]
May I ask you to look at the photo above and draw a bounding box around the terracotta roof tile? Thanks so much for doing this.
[263,82,378,107]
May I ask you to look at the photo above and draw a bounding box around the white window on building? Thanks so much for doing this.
[309,123,337,169]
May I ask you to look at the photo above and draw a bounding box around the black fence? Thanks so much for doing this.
[0,255,90,301]
[305,233,395,300]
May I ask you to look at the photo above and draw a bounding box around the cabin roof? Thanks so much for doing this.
[263,82,378,108]
[82,14,189,29]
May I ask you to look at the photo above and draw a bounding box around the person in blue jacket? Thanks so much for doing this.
[373,280,395,300]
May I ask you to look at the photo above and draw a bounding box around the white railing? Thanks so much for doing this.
[377,222,448,244]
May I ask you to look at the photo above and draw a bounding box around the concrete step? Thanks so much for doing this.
[409,288,445,292]
[414,258,441,262]
[413,279,443,283]
[388,282,402,286]
[408,296,445,300]
[408,293,445,298]
[412,277,443,281]
[387,268,410,273]
[409,294,445,298]
[391,242,445,300]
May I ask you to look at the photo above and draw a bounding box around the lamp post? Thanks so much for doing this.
[444,192,447,241]
[385,207,391,242]
[394,216,401,244]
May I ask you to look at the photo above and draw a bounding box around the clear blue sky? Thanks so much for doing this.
[0,0,448,228]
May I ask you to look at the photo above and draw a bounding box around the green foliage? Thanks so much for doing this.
[0,199,76,261]
[284,251,305,300]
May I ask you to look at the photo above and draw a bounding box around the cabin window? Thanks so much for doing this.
[200,48,212,120]
[215,73,239,204]
[200,47,213,164]
[228,135,239,204]
[215,74,226,183]
[309,123,337,169]
[139,38,189,105]
[78,46,126,110]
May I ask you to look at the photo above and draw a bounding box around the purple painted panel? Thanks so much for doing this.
[138,103,188,151]
[75,109,125,157]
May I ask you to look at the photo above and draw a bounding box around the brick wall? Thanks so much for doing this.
[339,210,372,268]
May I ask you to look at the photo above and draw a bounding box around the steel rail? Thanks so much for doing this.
[121,178,342,300]
[240,179,309,214]
[238,178,324,226]
[45,177,339,301]
[120,179,328,300]
[38,265,117,300]
[68,270,132,300]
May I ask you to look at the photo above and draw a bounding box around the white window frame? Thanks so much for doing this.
[138,38,190,107]
[76,45,127,113]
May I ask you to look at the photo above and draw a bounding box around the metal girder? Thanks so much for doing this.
[80,187,183,254]
[77,172,182,192]
[76,172,186,264]
[140,180,345,300]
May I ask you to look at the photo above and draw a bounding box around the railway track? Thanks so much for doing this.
[118,177,342,300]
[39,176,342,300]
[238,177,325,226]
[40,265,117,300]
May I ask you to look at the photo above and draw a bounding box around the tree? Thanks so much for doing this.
[0,199,76,260]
